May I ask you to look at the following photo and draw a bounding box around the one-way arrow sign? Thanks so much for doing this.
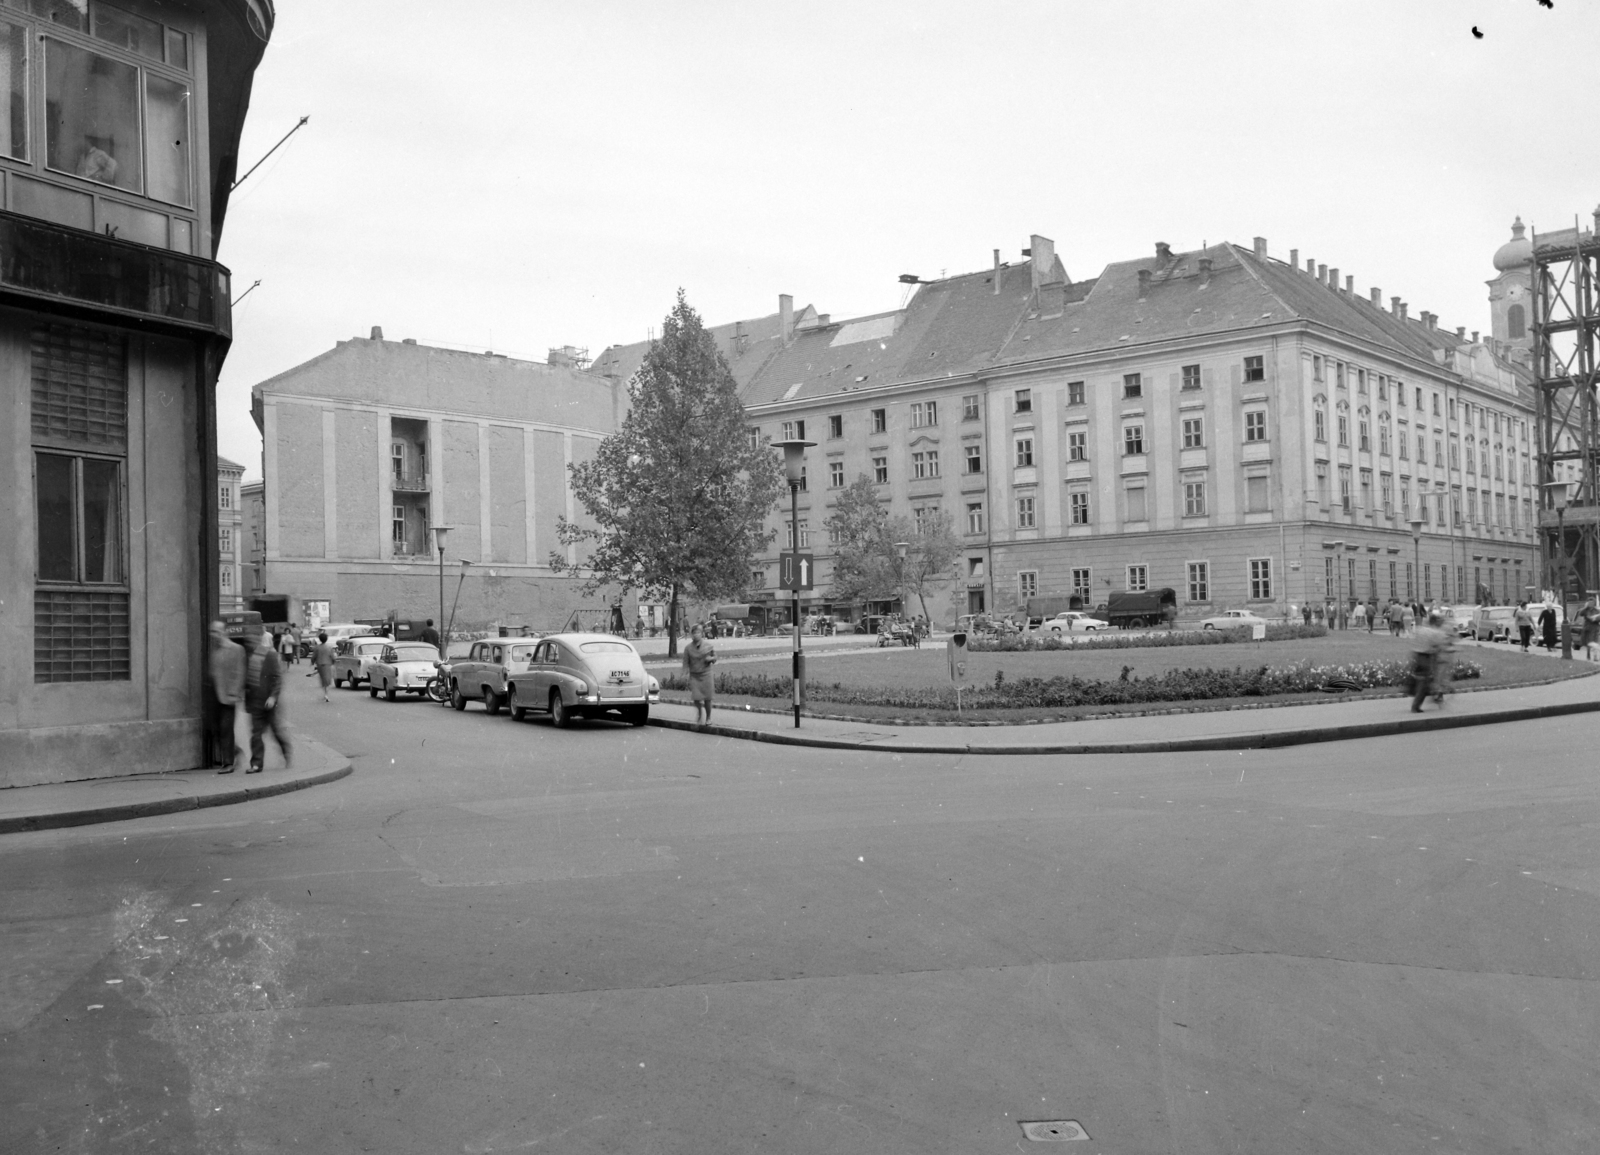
[779,551,815,591]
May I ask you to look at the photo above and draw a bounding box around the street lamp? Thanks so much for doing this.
[1328,540,1344,628]
[895,540,911,624]
[445,559,471,656]
[773,437,815,728]
[430,525,451,652]
[1545,480,1573,659]
[1409,515,1425,610]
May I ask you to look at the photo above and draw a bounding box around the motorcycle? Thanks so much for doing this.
[424,662,449,703]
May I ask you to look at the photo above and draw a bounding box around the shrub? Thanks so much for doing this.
[967,623,1327,653]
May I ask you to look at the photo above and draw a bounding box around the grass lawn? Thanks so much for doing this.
[663,633,1596,724]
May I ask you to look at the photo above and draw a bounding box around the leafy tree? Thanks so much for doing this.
[823,475,897,608]
[551,291,784,655]
[884,510,962,623]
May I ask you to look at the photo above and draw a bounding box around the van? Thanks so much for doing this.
[1470,606,1516,643]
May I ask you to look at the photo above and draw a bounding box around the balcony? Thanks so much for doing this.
[392,470,429,493]
[0,209,230,338]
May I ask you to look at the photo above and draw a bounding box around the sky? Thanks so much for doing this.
[214,0,1598,480]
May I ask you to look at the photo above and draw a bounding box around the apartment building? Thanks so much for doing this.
[217,455,246,611]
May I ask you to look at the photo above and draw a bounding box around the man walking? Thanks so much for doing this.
[1513,602,1535,652]
[209,621,244,773]
[419,618,440,649]
[1409,611,1453,713]
[245,630,291,773]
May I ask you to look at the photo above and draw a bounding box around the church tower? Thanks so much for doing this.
[1487,216,1534,355]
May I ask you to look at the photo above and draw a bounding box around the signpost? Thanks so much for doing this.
[779,550,814,723]
[947,630,971,712]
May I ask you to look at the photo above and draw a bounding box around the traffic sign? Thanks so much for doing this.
[779,551,815,591]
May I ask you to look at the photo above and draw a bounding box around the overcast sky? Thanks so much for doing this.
[215,0,1596,479]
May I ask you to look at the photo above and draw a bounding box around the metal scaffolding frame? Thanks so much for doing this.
[1532,216,1600,602]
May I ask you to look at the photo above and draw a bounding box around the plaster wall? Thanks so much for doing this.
[276,402,325,558]
[530,429,566,566]
[488,425,525,564]
[442,420,481,560]
[335,407,380,559]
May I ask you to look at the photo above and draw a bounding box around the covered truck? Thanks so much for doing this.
[1105,588,1178,629]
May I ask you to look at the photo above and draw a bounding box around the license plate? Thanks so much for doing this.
[608,669,631,684]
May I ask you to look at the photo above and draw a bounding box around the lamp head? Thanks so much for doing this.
[895,541,910,560]
[1544,480,1571,512]
[430,525,452,548]
[772,438,815,485]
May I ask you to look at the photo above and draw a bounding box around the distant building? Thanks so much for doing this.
[241,479,265,600]
[249,331,631,631]
[597,229,1539,624]
[218,456,246,611]
[1,1,272,786]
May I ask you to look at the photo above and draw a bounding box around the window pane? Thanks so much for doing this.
[0,21,26,160]
[144,73,191,205]
[36,452,76,580]
[81,456,120,582]
[20,1,85,31]
[164,26,187,69]
[45,38,141,192]
[92,2,161,60]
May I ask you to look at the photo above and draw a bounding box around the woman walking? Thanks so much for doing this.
[312,630,337,702]
[681,623,717,727]
[1539,603,1559,652]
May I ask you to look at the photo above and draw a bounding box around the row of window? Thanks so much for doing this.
[1313,464,1532,530]
[1012,558,1274,603]
[1324,556,1524,605]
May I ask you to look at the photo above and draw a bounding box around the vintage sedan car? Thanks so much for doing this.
[1045,611,1110,635]
[442,637,541,714]
[1198,609,1269,631]
[332,636,393,687]
[1470,606,1517,643]
[505,634,660,727]
[366,642,443,700]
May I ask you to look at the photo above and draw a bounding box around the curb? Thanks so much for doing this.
[644,697,1600,755]
[0,753,353,836]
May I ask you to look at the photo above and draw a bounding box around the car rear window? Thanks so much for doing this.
[394,645,440,661]
[580,641,633,654]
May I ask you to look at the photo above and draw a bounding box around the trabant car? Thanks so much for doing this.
[505,633,660,727]
[443,638,541,714]
[332,636,393,687]
[366,642,443,700]
[1045,611,1110,635]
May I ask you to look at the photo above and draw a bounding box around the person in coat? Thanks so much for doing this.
[1539,603,1559,651]
[209,621,245,772]
[681,623,717,726]
[1578,596,1600,660]
[1409,611,1454,712]
[312,630,337,702]
[1513,602,1535,652]
[245,631,291,773]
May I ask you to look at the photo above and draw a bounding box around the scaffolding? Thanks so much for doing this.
[1532,214,1600,602]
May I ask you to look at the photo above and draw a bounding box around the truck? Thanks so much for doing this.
[1024,594,1093,627]
[246,594,303,632]
[1104,588,1178,629]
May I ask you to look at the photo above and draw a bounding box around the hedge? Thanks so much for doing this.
[659,656,1481,711]
[967,623,1327,652]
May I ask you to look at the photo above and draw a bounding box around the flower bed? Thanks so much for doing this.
[968,622,1327,652]
[659,656,1480,711]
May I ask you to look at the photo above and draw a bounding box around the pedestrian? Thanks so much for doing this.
[1408,611,1453,713]
[245,630,291,773]
[279,625,297,667]
[634,615,645,639]
[312,629,337,702]
[1578,596,1600,660]
[681,623,717,727]
[1352,601,1366,630]
[1401,602,1415,635]
[1513,602,1535,652]
[209,620,245,773]
[418,618,440,649]
[1539,602,1558,652]
[1300,603,1311,626]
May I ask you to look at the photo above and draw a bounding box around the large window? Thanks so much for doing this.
[1123,425,1144,456]
[32,322,128,682]
[828,460,843,488]
[1069,490,1089,524]
[1183,480,1206,517]
[1015,495,1035,528]
[1249,558,1272,600]
[1127,565,1148,592]
[911,450,939,479]
[1182,417,1204,449]
[1187,561,1209,603]
[961,394,980,421]
[965,444,982,474]
[1015,438,1033,468]
[1071,568,1091,601]
[1018,571,1037,600]
[0,20,27,161]
[910,400,937,428]
[1067,430,1086,461]
[966,502,984,534]
[1244,411,1266,442]
[872,455,888,484]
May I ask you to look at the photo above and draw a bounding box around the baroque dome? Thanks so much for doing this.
[1493,217,1532,272]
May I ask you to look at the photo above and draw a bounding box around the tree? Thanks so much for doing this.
[884,510,962,623]
[823,475,897,609]
[551,291,784,655]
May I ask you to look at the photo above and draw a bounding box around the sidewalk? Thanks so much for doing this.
[0,734,351,836]
[645,665,1600,754]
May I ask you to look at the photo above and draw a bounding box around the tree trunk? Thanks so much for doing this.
[667,583,680,658]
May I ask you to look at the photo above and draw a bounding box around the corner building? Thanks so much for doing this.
[660,232,1538,622]
[0,0,270,786]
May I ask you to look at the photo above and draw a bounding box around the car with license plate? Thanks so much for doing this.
[442,638,541,714]
[332,635,393,687]
[505,633,660,727]
[366,642,444,700]
[1198,609,1269,631]
[1044,611,1110,635]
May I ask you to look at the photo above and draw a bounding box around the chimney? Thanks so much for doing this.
[1472,330,1480,343]
[1370,287,1382,306]
[1137,269,1151,299]
[1345,275,1355,295]
[1030,234,1057,293]
[370,326,384,340]
[1306,256,1316,275]
[1155,241,1172,264]
[993,248,1001,295]
[1329,267,1339,291]
[1425,312,1436,330]
[1289,248,1298,269]
[1317,263,1328,285]
[402,337,417,345]
[1456,326,1466,338]
[1253,236,1267,259]
[1400,303,1409,321]
[1391,296,1402,316]
[1198,256,1212,286]
[779,294,794,343]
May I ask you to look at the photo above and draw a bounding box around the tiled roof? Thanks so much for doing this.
[590,303,816,392]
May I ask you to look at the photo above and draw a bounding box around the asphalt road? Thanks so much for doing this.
[3,673,1597,1154]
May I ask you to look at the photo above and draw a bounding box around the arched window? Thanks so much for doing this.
[1508,304,1525,339]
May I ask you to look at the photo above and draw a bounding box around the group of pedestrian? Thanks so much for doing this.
[209,621,293,774]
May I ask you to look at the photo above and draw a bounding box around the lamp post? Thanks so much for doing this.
[1328,540,1344,628]
[430,525,451,652]
[1545,480,1573,659]
[895,540,910,624]
[446,559,471,656]
[774,437,815,727]
[1409,516,1425,612]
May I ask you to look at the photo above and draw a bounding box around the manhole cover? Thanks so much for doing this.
[1021,1119,1089,1142]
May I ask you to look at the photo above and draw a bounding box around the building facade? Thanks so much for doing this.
[241,477,264,599]
[1,0,271,786]
[249,332,632,632]
[599,231,1538,625]
[217,454,244,610]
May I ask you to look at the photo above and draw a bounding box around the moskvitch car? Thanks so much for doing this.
[442,637,542,714]
[504,633,660,727]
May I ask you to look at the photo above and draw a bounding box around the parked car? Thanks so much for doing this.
[333,636,394,687]
[504,634,660,727]
[366,642,444,700]
[443,637,542,714]
[1439,605,1478,637]
[1199,609,1269,631]
[1470,606,1517,643]
[1045,611,1110,635]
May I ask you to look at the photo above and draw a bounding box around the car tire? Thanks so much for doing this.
[450,684,467,712]
[384,681,397,701]
[368,685,377,698]
[483,689,502,716]
[511,703,526,721]
[1129,618,1146,629]
[550,689,571,728]
[1203,623,1215,630]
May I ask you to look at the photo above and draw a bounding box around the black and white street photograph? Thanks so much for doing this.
[3,2,1600,1151]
